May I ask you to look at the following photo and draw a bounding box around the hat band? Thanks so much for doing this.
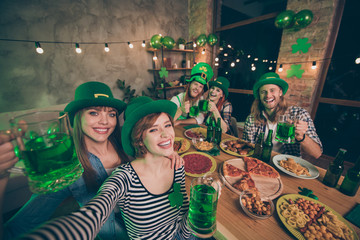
[191,72,207,80]
[94,93,109,98]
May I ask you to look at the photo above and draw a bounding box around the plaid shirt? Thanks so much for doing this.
[205,100,233,135]
[242,106,323,157]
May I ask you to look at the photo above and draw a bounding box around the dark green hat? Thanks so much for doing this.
[64,81,126,126]
[253,72,289,98]
[186,62,214,85]
[209,76,230,98]
[121,96,177,157]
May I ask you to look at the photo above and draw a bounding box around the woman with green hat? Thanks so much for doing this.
[205,76,234,135]
[21,96,195,240]
[171,62,214,126]
[2,81,131,239]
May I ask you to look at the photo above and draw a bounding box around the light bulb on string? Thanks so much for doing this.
[153,52,158,61]
[254,58,258,61]
[236,59,240,63]
[269,66,273,70]
[75,43,82,54]
[231,62,235,67]
[128,42,133,49]
[224,53,228,57]
[104,43,110,52]
[193,43,197,48]
[215,62,219,66]
[201,49,205,54]
[35,42,44,54]
[274,60,277,63]
[219,46,223,51]
[215,57,219,62]
[142,40,146,47]
[227,44,232,48]
[355,56,360,64]
[278,64,283,72]
[270,61,273,63]
[247,54,251,58]
[311,61,317,69]
[251,66,256,71]
[225,71,228,75]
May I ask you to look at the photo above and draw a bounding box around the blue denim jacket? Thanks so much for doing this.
[4,152,126,240]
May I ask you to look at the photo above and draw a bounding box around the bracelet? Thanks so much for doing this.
[296,134,306,143]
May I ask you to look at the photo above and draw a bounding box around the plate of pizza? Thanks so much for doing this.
[183,127,207,140]
[219,138,254,157]
[181,151,217,177]
[173,137,191,154]
[220,157,283,200]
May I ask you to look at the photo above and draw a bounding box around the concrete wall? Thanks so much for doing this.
[0,0,188,113]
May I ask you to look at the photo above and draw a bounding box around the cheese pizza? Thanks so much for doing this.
[243,157,280,178]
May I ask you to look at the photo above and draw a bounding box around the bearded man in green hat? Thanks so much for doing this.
[171,62,213,126]
[242,72,322,159]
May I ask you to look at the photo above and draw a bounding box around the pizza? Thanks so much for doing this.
[223,162,247,177]
[243,157,280,178]
[223,162,258,192]
[184,153,212,174]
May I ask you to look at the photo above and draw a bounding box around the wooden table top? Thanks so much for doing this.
[175,126,360,240]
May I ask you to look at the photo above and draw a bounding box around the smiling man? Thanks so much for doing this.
[242,72,323,159]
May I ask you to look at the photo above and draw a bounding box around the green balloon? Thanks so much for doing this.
[274,10,295,29]
[150,34,163,49]
[293,9,313,29]
[207,33,218,46]
[162,36,175,49]
[196,34,207,47]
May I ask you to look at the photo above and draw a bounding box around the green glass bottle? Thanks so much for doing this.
[253,132,264,159]
[339,155,360,196]
[323,148,347,188]
[206,117,214,142]
[261,130,273,163]
[214,117,222,144]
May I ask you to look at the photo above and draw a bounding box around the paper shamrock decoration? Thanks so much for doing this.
[168,182,183,209]
[292,38,311,54]
[287,64,305,78]
[159,67,168,78]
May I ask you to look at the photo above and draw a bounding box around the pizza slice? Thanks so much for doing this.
[232,172,258,192]
[223,162,247,177]
[243,157,262,172]
[244,157,280,178]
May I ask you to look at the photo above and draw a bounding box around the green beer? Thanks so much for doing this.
[189,106,200,117]
[188,184,218,236]
[21,133,83,193]
[275,122,295,143]
[198,100,209,112]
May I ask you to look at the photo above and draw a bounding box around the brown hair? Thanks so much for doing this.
[131,112,173,158]
[73,106,129,192]
[250,96,288,124]
[184,81,204,104]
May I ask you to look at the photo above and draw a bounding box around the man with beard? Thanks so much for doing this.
[242,72,322,158]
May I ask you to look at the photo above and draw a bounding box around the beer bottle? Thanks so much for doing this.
[323,148,347,188]
[261,130,273,163]
[206,117,214,142]
[214,117,222,144]
[253,132,264,159]
[339,155,360,196]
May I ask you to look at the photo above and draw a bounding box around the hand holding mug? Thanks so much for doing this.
[208,101,217,113]
[0,131,18,178]
[294,119,308,141]
[183,101,190,114]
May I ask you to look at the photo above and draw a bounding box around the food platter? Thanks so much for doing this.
[219,138,254,157]
[220,158,283,200]
[174,137,190,154]
[181,151,217,177]
[272,154,319,179]
[183,127,207,140]
[276,194,359,240]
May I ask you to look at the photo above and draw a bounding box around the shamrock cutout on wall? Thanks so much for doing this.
[287,64,305,78]
[159,67,168,78]
[291,38,312,54]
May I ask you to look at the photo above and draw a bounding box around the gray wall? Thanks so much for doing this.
[0,0,188,113]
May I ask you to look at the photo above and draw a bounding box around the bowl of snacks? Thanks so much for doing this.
[239,190,274,220]
[192,137,214,152]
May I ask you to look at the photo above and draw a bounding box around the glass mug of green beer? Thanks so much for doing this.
[188,175,220,238]
[9,111,83,194]
[198,100,209,112]
[275,114,295,144]
[189,105,200,117]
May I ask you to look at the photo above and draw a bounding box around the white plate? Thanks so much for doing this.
[272,154,319,179]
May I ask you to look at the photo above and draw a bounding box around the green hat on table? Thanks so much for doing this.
[64,81,126,126]
[252,72,289,99]
[121,96,177,157]
[187,62,214,85]
[209,76,230,98]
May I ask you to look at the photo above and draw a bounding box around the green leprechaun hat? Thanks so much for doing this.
[64,81,126,126]
[187,62,214,85]
[209,76,230,99]
[121,96,177,157]
[253,72,289,99]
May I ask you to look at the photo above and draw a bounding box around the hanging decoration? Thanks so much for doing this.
[162,36,175,49]
[274,10,295,29]
[207,33,218,46]
[287,64,305,78]
[293,9,314,29]
[196,34,207,47]
[291,38,312,54]
[150,34,163,49]
[274,9,313,30]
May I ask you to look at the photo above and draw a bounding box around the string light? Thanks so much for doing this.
[230,62,235,67]
[236,58,240,62]
[251,66,256,71]
[104,43,110,52]
[128,42,133,48]
[224,53,228,57]
[312,61,317,69]
[35,42,43,54]
[153,52,158,61]
[215,62,219,66]
[201,49,205,54]
[278,64,283,72]
[142,40,146,47]
[254,58,258,61]
[227,44,232,48]
[75,43,82,54]
[355,56,360,64]
[247,54,251,58]
[274,60,277,63]
[215,57,219,62]
[219,46,223,51]
[193,43,197,48]
[269,66,273,70]
[225,71,228,74]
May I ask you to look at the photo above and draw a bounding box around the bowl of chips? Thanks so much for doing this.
[239,190,274,220]
[192,137,214,152]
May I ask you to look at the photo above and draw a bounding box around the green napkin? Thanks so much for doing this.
[183,124,201,130]
[345,203,360,228]
[206,145,220,156]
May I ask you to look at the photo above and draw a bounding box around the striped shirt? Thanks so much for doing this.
[22,163,191,240]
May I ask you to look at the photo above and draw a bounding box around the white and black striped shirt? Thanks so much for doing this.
[22,163,191,240]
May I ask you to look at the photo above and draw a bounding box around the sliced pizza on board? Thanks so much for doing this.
[243,157,280,178]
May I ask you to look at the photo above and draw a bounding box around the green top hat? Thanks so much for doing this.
[186,62,214,85]
[209,76,230,98]
[253,72,289,99]
[64,81,126,126]
[121,96,177,157]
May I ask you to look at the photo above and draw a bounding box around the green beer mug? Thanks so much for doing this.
[198,99,209,112]
[188,175,220,238]
[275,114,295,144]
[9,111,83,194]
[189,105,200,117]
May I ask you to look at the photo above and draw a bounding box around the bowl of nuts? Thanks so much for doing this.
[192,137,214,152]
[239,190,274,220]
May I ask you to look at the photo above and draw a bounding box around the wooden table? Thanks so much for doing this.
[175,126,360,240]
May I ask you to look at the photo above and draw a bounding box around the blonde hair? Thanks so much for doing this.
[184,81,204,104]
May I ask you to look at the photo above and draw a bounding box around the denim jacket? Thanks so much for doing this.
[4,152,124,240]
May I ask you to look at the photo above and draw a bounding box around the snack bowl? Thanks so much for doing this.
[192,136,214,152]
[239,191,274,220]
